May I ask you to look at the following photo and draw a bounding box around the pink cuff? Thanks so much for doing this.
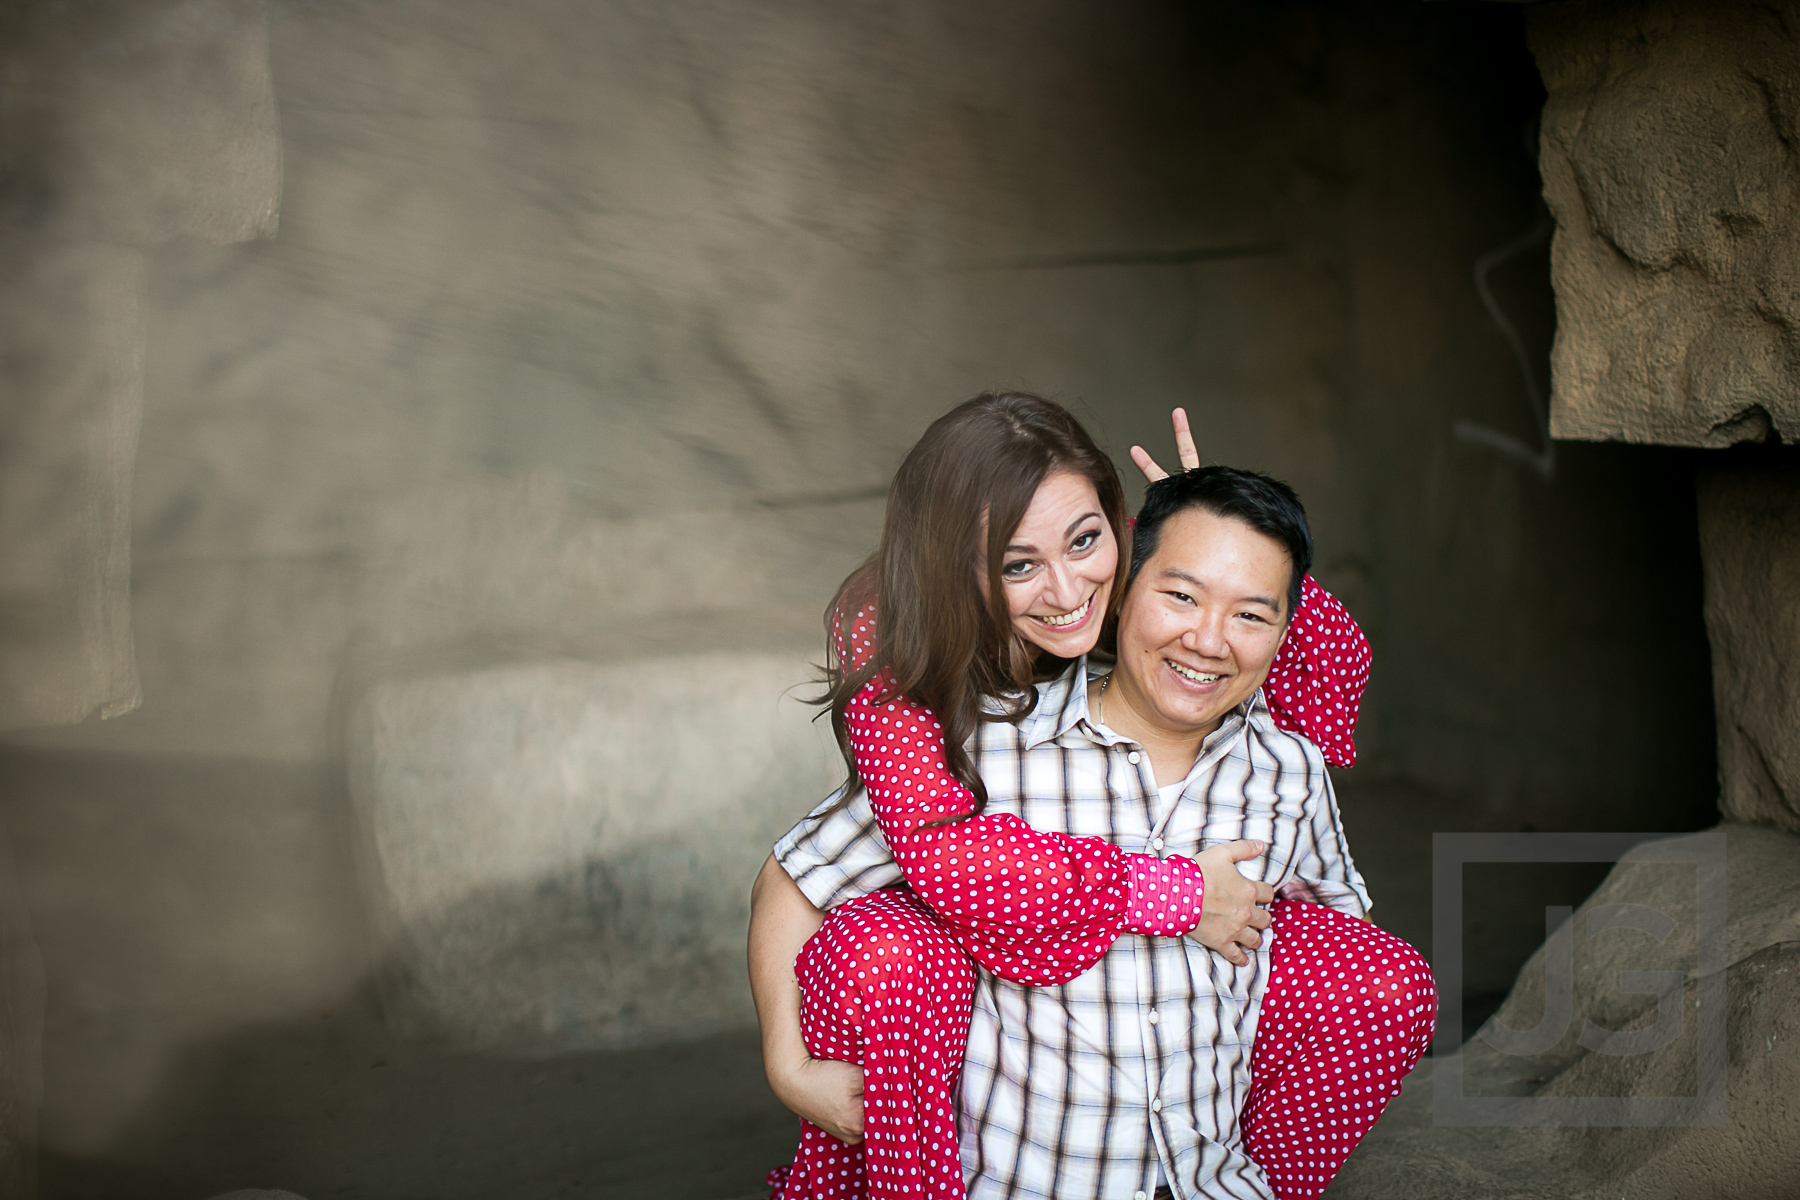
[1122,852,1205,937]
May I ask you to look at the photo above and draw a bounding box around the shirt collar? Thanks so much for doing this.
[1019,656,1277,751]
[1013,657,1094,750]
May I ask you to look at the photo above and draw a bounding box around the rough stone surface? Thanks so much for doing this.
[0,242,145,731]
[1532,0,1800,447]
[348,652,840,1050]
[5,0,1718,841]
[1329,822,1800,1199]
[1698,457,1800,834]
[0,3,1725,1179]
[3,0,282,246]
[0,0,281,733]
[0,10,281,1176]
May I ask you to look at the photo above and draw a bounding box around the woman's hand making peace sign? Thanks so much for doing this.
[1130,406,1202,482]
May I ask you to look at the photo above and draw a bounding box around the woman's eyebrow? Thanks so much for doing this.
[1063,511,1103,538]
[1007,511,1103,554]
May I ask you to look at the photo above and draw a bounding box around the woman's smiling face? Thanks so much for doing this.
[983,470,1119,659]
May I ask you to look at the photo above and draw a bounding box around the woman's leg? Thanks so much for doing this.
[770,887,977,1200]
[1242,899,1437,1200]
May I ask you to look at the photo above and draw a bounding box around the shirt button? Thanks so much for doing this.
[1135,1192,1148,1200]
[1150,1098,1162,1113]
[1127,751,1141,765]
[1151,837,1164,852]
[1147,1009,1160,1025]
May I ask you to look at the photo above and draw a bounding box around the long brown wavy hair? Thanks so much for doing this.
[818,391,1131,816]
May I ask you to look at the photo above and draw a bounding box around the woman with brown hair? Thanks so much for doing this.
[753,392,1375,1200]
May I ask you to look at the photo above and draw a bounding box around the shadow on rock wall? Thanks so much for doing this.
[1,749,802,1200]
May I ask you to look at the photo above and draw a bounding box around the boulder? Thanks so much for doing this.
[1531,0,1800,447]
[1329,823,1800,1199]
[346,651,841,1051]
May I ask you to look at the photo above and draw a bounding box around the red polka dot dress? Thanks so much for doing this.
[1244,900,1437,1200]
[770,578,1414,1200]
[775,888,977,1200]
[1262,575,1371,770]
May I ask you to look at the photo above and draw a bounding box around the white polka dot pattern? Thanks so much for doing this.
[1126,855,1207,938]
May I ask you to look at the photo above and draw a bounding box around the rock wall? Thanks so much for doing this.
[0,0,1721,1068]
[1530,0,1800,836]
[1340,10,1800,1195]
[5,0,1714,818]
[0,0,281,731]
[0,3,279,1190]
[349,653,839,1048]
[1533,0,1800,447]
[1698,454,1800,834]
[0,835,43,1200]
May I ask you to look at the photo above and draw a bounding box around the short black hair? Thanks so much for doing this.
[1127,465,1313,617]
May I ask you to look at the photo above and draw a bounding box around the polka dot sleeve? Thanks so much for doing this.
[835,605,1203,987]
[1262,576,1371,768]
[1125,854,1208,938]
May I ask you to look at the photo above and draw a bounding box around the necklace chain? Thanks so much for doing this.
[1097,673,1110,727]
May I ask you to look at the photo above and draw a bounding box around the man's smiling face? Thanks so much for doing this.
[1111,506,1293,741]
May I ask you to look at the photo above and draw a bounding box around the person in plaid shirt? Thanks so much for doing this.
[752,461,1434,1200]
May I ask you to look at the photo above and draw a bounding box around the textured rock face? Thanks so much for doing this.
[0,0,281,732]
[10,0,282,247]
[348,652,840,1050]
[0,0,1726,1144]
[0,243,145,731]
[4,0,1719,846]
[1698,459,1800,834]
[0,5,280,1186]
[1331,823,1800,1200]
[1532,0,1800,447]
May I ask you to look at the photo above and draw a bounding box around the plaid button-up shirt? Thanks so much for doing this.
[774,658,1370,1200]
